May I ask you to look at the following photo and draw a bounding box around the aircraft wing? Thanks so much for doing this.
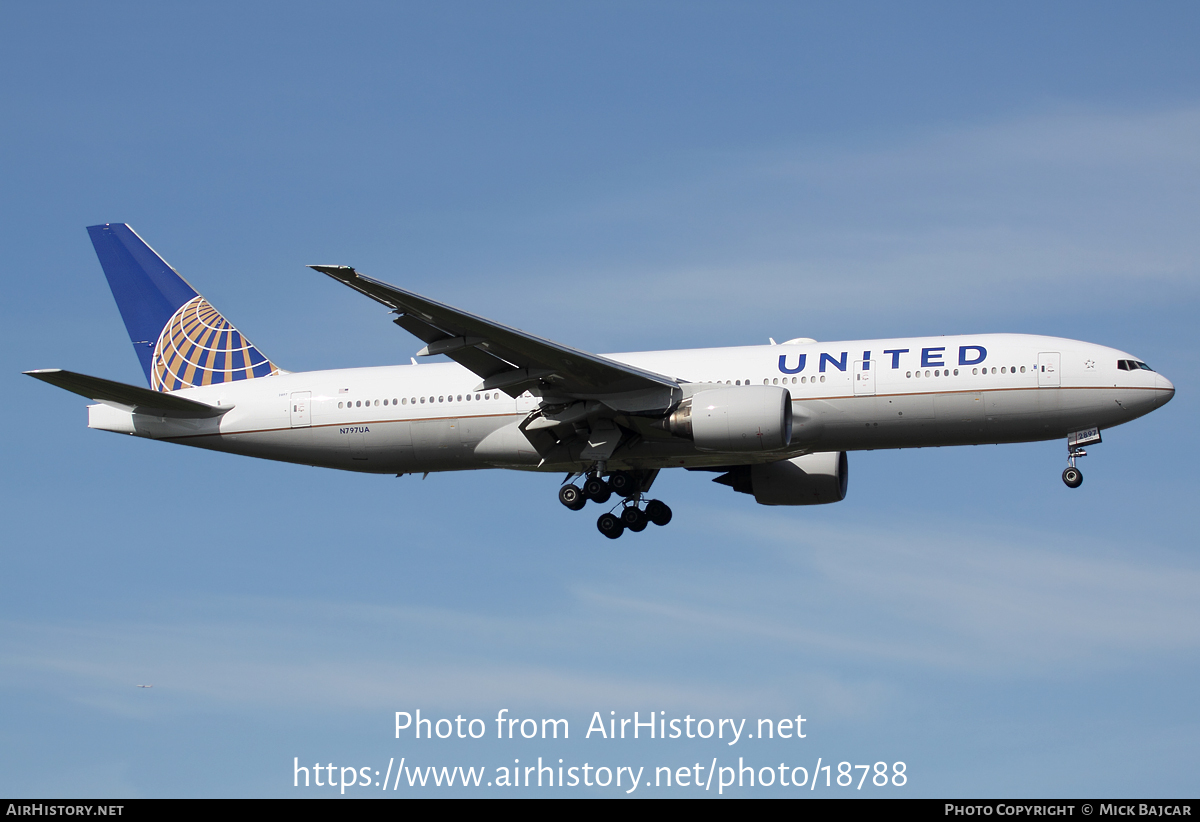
[310,265,680,407]
[25,369,229,418]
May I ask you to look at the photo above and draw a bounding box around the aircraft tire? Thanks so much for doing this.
[645,500,673,526]
[621,506,648,531]
[559,484,587,510]
[597,513,624,539]
[1062,467,1083,488]
[608,471,637,498]
[584,477,612,504]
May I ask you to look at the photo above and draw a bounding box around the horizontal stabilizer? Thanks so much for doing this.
[24,369,230,418]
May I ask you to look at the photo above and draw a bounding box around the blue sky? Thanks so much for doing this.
[2,1,1198,797]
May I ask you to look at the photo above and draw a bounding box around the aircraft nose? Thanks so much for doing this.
[1155,373,1175,407]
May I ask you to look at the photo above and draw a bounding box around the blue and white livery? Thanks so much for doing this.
[27,224,1176,538]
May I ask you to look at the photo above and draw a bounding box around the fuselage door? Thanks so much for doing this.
[290,391,312,427]
[1037,352,1060,387]
[854,360,876,395]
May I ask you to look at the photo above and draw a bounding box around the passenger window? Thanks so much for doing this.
[475,394,481,400]
[338,402,344,409]
[954,369,959,375]
[820,375,826,383]
[1020,367,1025,373]
[906,371,911,378]
[374,400,380,406]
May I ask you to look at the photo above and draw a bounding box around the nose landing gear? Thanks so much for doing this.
[1061,428,1101,489]
[1062,465,1083,488]
[1062,437,1089,488]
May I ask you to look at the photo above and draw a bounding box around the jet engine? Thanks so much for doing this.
[714,452,848,505]
[661,386,792,452]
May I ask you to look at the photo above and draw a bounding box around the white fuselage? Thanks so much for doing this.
[87,333,1175,474]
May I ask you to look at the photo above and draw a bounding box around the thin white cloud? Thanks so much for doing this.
[470,105,1200,342]
[3,511,1197,722]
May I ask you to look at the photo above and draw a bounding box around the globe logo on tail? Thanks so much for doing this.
[151,296,278,391]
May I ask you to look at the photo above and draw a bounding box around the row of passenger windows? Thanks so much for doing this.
[902,364,1027,379]
[716,365,1034,388]
[906,366,1025,378]
[338,393,498,409]
[709,377,827,386]
[749,366,1027,385]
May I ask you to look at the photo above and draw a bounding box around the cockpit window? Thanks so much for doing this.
[1117,359,1155,372]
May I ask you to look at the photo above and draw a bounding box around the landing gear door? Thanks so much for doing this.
[854,360,876,395]
[290,391,311,427]
[1038,352,1060,387]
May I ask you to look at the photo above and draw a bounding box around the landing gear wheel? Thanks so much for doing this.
[608,471,638,498]
[1062,467,1083,488]
[645,500,673,526]
[621,506,648,532]
[558,484,587,511]
[584,477,612,504]
[597,512,624,539]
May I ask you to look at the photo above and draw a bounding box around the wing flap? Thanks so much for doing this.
[391,314,515,380]
[25,369,229,418]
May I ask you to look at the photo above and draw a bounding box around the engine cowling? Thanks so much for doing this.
[715,452,849,505]
[663,386,792,452]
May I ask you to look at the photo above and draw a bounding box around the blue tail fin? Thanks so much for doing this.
[87,223,280,391]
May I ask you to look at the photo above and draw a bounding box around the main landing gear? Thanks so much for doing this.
[559,470,673,539]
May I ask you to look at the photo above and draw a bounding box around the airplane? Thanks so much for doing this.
[26,224,1175,539]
